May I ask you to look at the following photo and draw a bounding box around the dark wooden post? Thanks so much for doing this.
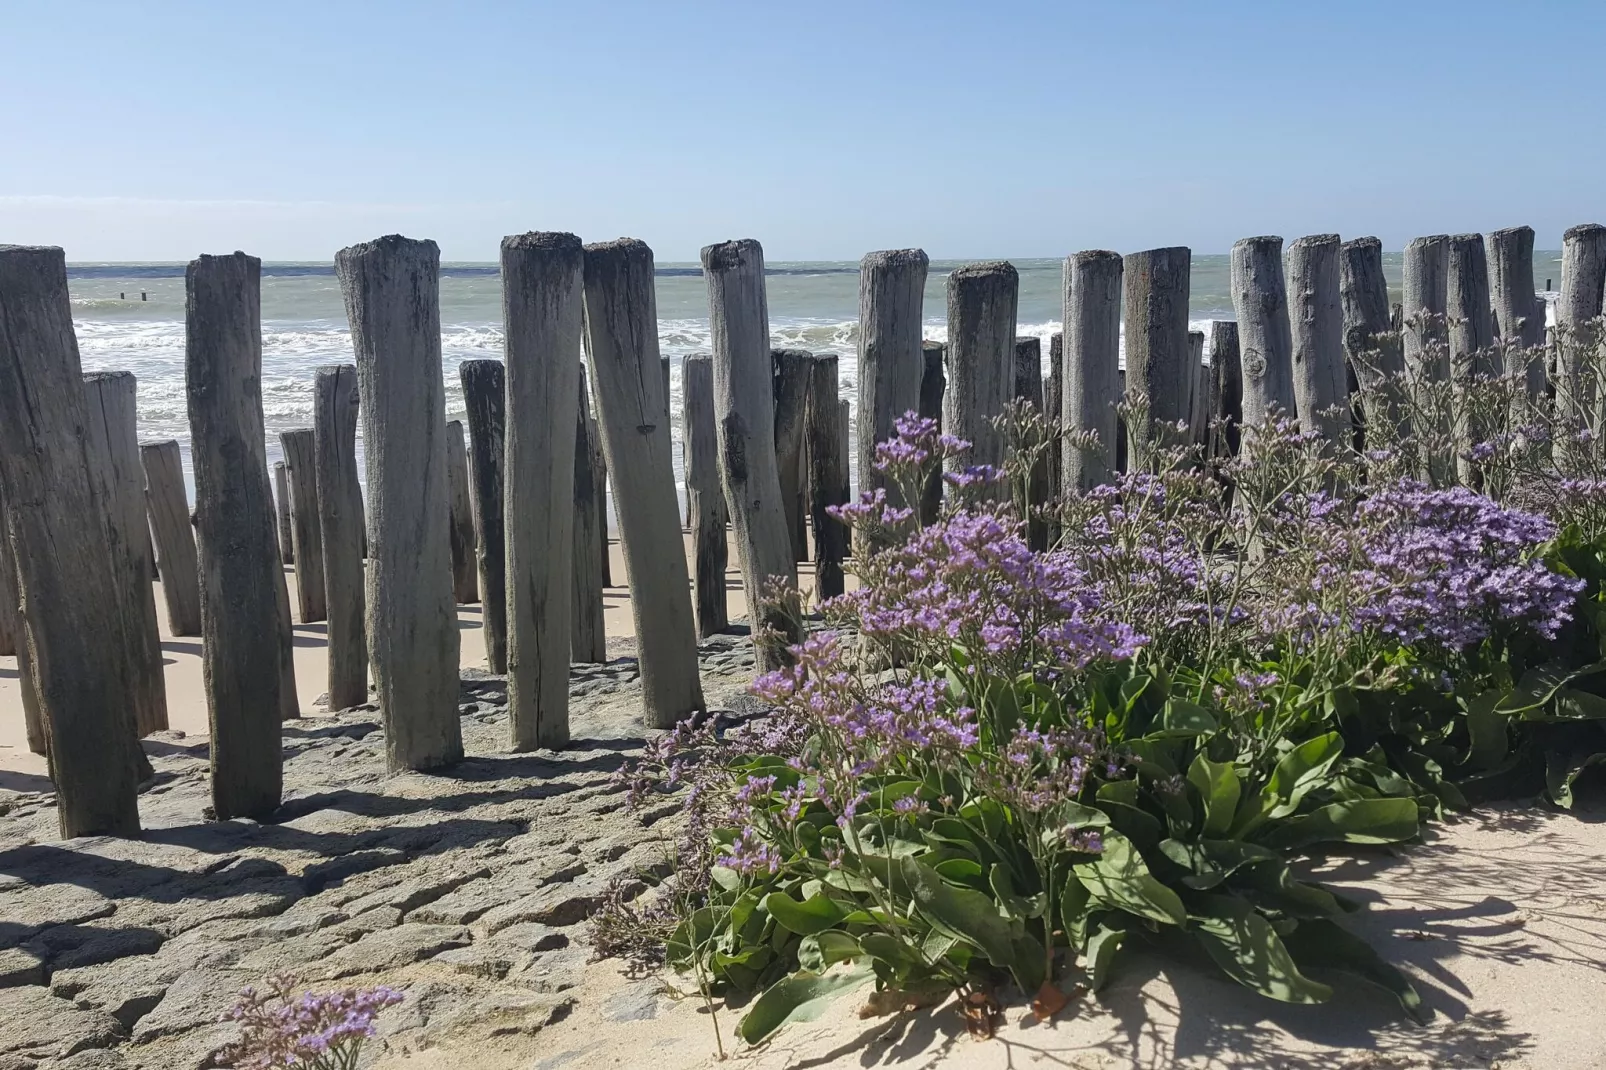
[1207,321,1243,460]
[1340,236,1407,444]
[806,354,848,602]
[337,235,462,772]
[459,358,507,672]
[857,250,929,503]
[0,516,47,756]
[1013,336,1049,548]
[683,353,729,636]
[313,364,367,711]
[945,262,1018,474]
[445,420,479,604]
[573,365,608,662]
[1062,252,1123,489]
[919,340,945,523]
[185,251,285,821]
[141,440,203,636]
[279,428,326,623]
[1123,247,1192,458]
[771,347,813,562]
[1186,331,1209,449]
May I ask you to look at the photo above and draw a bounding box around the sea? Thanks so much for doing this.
[67,252,1566,500]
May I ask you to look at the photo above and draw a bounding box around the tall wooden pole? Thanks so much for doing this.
[944,262,1018,476]
[682,353,729,636]
[1340,236,1407,444]
[337,235,462,772]
[1448,233,1495,484]
[1124,246,1192,456]
[806,354,848,602]
[459,358,507,672]
[1558,223,1606,431]
[279,428,326,623]
[314,364,368,711]
[857,249,928,504]
[141,440,203,636]
[572,365,608,662]
[273,461,294,564]
[1062,251,1122,489]
[445,420,479,604]
[1285,234,1351,446]
[918,340,945,523]
[1231,236,1295,429]
[0,519,46,756]
[1402,235,1451,387]
[1487,225,1545,400]
[1013,336,1049,549]
[1207,321,1242,460]
[771,347,813,562]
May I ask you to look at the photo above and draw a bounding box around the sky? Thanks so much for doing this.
[1,0,1600,262]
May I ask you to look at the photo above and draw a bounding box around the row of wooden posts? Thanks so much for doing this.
[4,223,1606,839]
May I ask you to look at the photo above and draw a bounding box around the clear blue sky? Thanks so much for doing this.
[1,0,1599,262]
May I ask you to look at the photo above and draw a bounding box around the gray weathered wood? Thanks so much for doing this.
[1186,331,1209,448]
[273,462,294,564]
[1124,247,1192,455]
[838,399,852,501]
[185,251,285,821]
[857,249,929,503]
[503,231,584,751]
[279,428,326,623]
[141,440,203,636]
[1448,233,1495,483]
[1285,234,1351,445]
[1014,336,1049,549]
[1207,321,1242,459]
[445,420,479,604]
[337,235,462,772]
[1402,235,1451,387]
[1339,236,1407,442]
[459,358,507,673]
[1062,251,1123,489]
[682,353,729,635]
[314,364,368,711]
[1045,332,1063,530]
[1487,225,1545,400]
[583,238,705,725]
[0,493,47,756]
[771,347,813,561]
[806,354,848,602]
[919,340,946,523]
[1231,236,1296,428]
[945,262,1018,476]
[1558,223,1606,425]
[701,238,800,671]
[573,365,608,662]
[82,371,168,736]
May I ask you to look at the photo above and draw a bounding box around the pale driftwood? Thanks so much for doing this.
[1124,247,1192,456]
[1231,236,1295,428]
[82,371,168,737]
[806,354,848,602]
[279,429,326,623]
[1487,225,1545,399]
[945,262,1018,474]
[1402,235,1451,386]
[445,420,479,604]
[460,358,507,673]
[1448,233,1496,484]
[771,347,813,562]
[583,238,705,725]
[185,251,285,821]
[1558,223,1606,426]
[1340,236,1407,442]
[858,249,929,504]
[1014,336,1049,549]
[336,235,462,773]
[503,231,584,750]
[141,440,202,635]
[1062,251,1122,489]
[682,353,728,636]
[919,340,945,523]
[573,366,608,662]
[314,364,367,711]
[1285,234,1351,445]
[273,462,294,564]
[701,238,799,671]
[1208,321,1243,459]
[0,495,47,756]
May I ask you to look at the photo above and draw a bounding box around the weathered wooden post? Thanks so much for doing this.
[0,511,48,757]
[1186,331,1209,448]
[81,371,168,737]
[573,366,608,662]
[1231,237,1296,429]
[1340,236,1407,443]
[503,232,584,750]
[1448,233,1495,483]
[185,250,286,820]
[772,347,813,561]
[273,461,294,564]
[141,440,203,635]
[682,353,728,635]
[702,239,801,669]
[858,249,929,502]
[1285,234,1351,446]
[806,354,848,602]
[445,420,479,604]
[1558,223,1606,427]
[313,364,367,711]
[1013,336,1049,548]
[279,429,326,623]
[1487,225,1545,400]
[919,340,946,522]
[944,262,1017,476]
[583,238,705,724]
[1045,332,1063,534]
[1062,251,1122,489]
[1124,247,1192,457]
[1402,235,1451,386]
[459,358,507,673]
[1207,321,1242,459]
[337,235,462,772]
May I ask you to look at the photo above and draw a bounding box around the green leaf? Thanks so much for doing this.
[1545,745,1606,809]
[1159,838,1276,890]
[989,865,1041,921]
[1191,896,1333,1004]
[1256,797,1419,850]
[1283,919,1428,1024]
[1263,732,1345,819]
[933,858,985,884]
[1462,690,1511,770]
[1549,688,1606,722]
[796,931,862,973]
[1147,699,1218,739]
[1502,658,1606,713]
[1060,869,1092,948]
[1188,753,1241,837]
[858,932,923,971]
[736,963,876,1044]
[1085,923,1127,992]
[764,892,849,936]
[1073,830,1186,926]
[899,856,1019,968]
[1236,860,1355,917]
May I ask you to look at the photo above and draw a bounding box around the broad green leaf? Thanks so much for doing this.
[1085,923,1127,992]
[1191,896,1332,1004]
[1073,830,1186,926]
[736,963,875,1044]
[1236,860,1355,917]
[989,865,1041,921]
[1548,688,1606,722]
[899,856,1019,969]
[1148,699,1217,739]
[933,857,985,884]
[764,892,849,936]
[1263,732,1345,819]
[1060,869,1092,947]
[1188,753,1241,837]
[1283,919,1428,1024]
[1545,745,1606,809]
[797,930,861,973]
[1501,658,1605,713]
[1461,690,1510,770]
[1159,838,1276,890]
[859,932,923,971]
[1257,797,1419,850]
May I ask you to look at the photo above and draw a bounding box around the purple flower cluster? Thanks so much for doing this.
[224,976,402,1070]
[974,725,1120,846]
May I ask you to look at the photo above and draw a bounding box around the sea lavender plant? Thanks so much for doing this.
[221,976,402,1070]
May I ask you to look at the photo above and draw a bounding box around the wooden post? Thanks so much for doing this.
[0,498,48,756]
[1448,233,1495,483]
[1487,225,1545,400]
[273,461,294,564]
[1402,235,1451,386]
[1062,251,1122,489]
[1186,331,1209,448]
[682,353,729,635]
[1013,336,1049,549]
[1207,321,1242,460]
[1340,236,1407,442]
[141,440,203,636]
[337,235,463,772]
[82,371,168,736]
[445,420,479,604]
[313,364,368,711]
[185,251,285,820]
[857,249,929,502]
[806,353,848,602]
[919,340,946,523]
[583,237,705,726]
[279,429,326,623]
[503,231,584,751]
[1045,332,1063,534]
[1124,247,1192,456]
[459,358,507,673]
[771,347,813,561]
[1558,223,1606,427]
[661,355,672,426]
[838,399,852,501]
[573,365,608,662]
[701,238,800,670]
[1285,234,1351,446]
[1231,236,1296,429]
[944,262,1017,475]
